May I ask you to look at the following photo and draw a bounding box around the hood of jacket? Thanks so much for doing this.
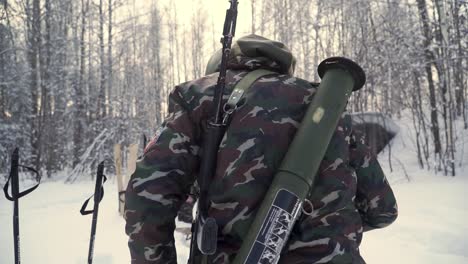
[205,34,296,75]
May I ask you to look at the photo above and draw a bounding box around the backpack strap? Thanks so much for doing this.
[223,69,276,123]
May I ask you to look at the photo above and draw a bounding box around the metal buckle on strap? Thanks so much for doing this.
[222,104,237,125]
[222,88,244,125]
[225,88,245,109]
[301,198,315,216]
[221,69,276,126]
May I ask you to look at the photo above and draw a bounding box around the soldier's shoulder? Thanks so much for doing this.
[264,74,317,94]
[172,74,219,110]
[176,74,218,96]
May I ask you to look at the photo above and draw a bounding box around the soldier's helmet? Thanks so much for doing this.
[205,34,296,76]
[205,48,223,75]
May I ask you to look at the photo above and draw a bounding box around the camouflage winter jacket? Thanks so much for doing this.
[124,35,398,264]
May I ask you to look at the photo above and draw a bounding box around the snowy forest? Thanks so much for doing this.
[0,0,467,180]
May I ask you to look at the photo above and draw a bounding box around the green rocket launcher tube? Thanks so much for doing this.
[233,57,366,264]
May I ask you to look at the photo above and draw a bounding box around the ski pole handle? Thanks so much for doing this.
[3,148,41,264]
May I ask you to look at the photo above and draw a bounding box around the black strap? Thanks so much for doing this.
[80,175,107,215]
[119,190,126,203]
[222,69,276,125]
[3,165,41,201]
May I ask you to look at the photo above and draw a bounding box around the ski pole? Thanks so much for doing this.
[3,148,41,264]
[80,161,106,264]
[10,148,20,264]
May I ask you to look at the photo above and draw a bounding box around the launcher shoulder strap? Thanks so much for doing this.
[224,69,276,117]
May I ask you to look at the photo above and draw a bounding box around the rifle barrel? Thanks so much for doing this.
[189,1,240,263]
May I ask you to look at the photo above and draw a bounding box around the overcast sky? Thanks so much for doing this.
[135,0,254,37]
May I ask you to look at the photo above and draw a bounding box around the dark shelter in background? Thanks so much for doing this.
[351,113,399,156]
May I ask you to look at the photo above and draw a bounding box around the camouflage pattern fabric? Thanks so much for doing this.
[177,196,195,224]
[124,34,398,264]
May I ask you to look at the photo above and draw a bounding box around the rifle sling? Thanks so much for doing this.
[225,69,276,110]
[197,69,277,263]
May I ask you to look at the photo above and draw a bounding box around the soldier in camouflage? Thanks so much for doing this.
[124,34,398,264]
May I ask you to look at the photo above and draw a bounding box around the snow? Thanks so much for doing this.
[361,175,468,264]
[358,113,468,263]
[1,116,468,263]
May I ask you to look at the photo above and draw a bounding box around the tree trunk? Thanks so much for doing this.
[28,0,42,169]
[98,0,106,119]
[73,0,89,167]
[416,0,442,156]
[173,4,181,84]
[41,0,52,177]
[150,3,162,127]
[251,0,256,34]
[108,0,113,117]
[452,0,466,127]
[435,0,456,176]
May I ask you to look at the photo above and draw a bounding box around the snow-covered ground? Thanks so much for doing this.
[1,116,468,263]
[360,115,468,264]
